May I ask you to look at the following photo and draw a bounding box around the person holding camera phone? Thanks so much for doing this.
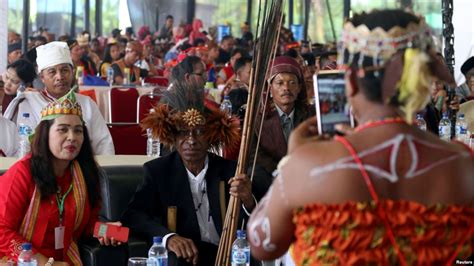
[248,10,473,265]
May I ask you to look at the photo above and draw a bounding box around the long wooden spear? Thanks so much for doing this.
[215,0,284,265]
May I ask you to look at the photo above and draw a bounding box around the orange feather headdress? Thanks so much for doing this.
[140,82,241,150]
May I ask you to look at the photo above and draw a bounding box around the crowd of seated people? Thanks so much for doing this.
[0,8,473,266]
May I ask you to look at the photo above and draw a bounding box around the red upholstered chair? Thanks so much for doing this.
[136,93,161,123]
[108,88,139,122]
[155,69,165,76]
[143,76,169,87]
[108,123,147,155]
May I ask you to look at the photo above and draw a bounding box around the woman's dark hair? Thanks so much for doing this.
[228,88,249,114]
[7,59,36,85]
[30,119,101,207]
[102,43,120,64]
[193,38,206,47]
[302,53,315,66]
[234,57,252,73]
[231,47,248,58]
[347,10,420,103]
[285,49,299,59]
[229,88,249,124]
[350,9,420,31]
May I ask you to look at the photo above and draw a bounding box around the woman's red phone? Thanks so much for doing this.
[93,222,129,243]
[313,71,354,135]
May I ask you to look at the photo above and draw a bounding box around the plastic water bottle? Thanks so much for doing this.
[439,112,451,141]
[146,128,160,157]
[415,114,426,131]
[18,243,38,266]
[107,66,114,86]
[147,236,168,266]
[220,95,233,117]
[455,113,469,144]
[231,230,250,266]
[76,66,84,86]
[123,67,131,85]
[18,113,33,158]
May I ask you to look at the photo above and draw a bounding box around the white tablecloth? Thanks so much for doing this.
[79,86,156,123]
[0,155,153,172]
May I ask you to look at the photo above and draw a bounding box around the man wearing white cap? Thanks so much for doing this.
[4,41,115,155]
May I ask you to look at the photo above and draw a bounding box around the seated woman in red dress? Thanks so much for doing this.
[248,10,474,265]
[0,90,117,265]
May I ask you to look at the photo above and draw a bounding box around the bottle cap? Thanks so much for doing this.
[459,113,464,118]
[76,66,84,79]
[22,113,30,118]
[21,243,32,250]
[153,236,163,244]
[236,230,246,238]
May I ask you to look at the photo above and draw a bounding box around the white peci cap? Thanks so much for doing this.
[36,41,73,72]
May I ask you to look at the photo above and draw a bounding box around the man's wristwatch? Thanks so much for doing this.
[45,257,54,266]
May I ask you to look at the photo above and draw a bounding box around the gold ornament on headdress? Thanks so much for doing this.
[181,108,205,128]
[41,90,83,121]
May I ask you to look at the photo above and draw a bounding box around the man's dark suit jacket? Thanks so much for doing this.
[256,104,313,175]
[121,151,243,265]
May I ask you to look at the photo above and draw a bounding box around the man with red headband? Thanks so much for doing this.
[254,56,313,175]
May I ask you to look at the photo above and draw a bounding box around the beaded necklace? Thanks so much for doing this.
[355,117,406,132]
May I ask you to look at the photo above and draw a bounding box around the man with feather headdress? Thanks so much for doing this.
[121,81,256,265]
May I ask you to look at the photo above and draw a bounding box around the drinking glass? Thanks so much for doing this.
[128,257,148,266]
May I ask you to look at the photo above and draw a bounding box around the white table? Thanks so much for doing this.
[0,155,153,173]
[79,86,156,123]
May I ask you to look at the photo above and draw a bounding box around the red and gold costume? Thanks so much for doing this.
[0,156,99,264]
[0,90,100,265]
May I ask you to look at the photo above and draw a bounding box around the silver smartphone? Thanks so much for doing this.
[313,70,355,135]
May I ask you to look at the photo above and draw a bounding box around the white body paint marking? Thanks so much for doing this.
[249,134,472,253]
[310,134,470,182]
[248,186,277,251]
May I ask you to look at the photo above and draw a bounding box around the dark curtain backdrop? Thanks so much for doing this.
[127,0,188,34]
